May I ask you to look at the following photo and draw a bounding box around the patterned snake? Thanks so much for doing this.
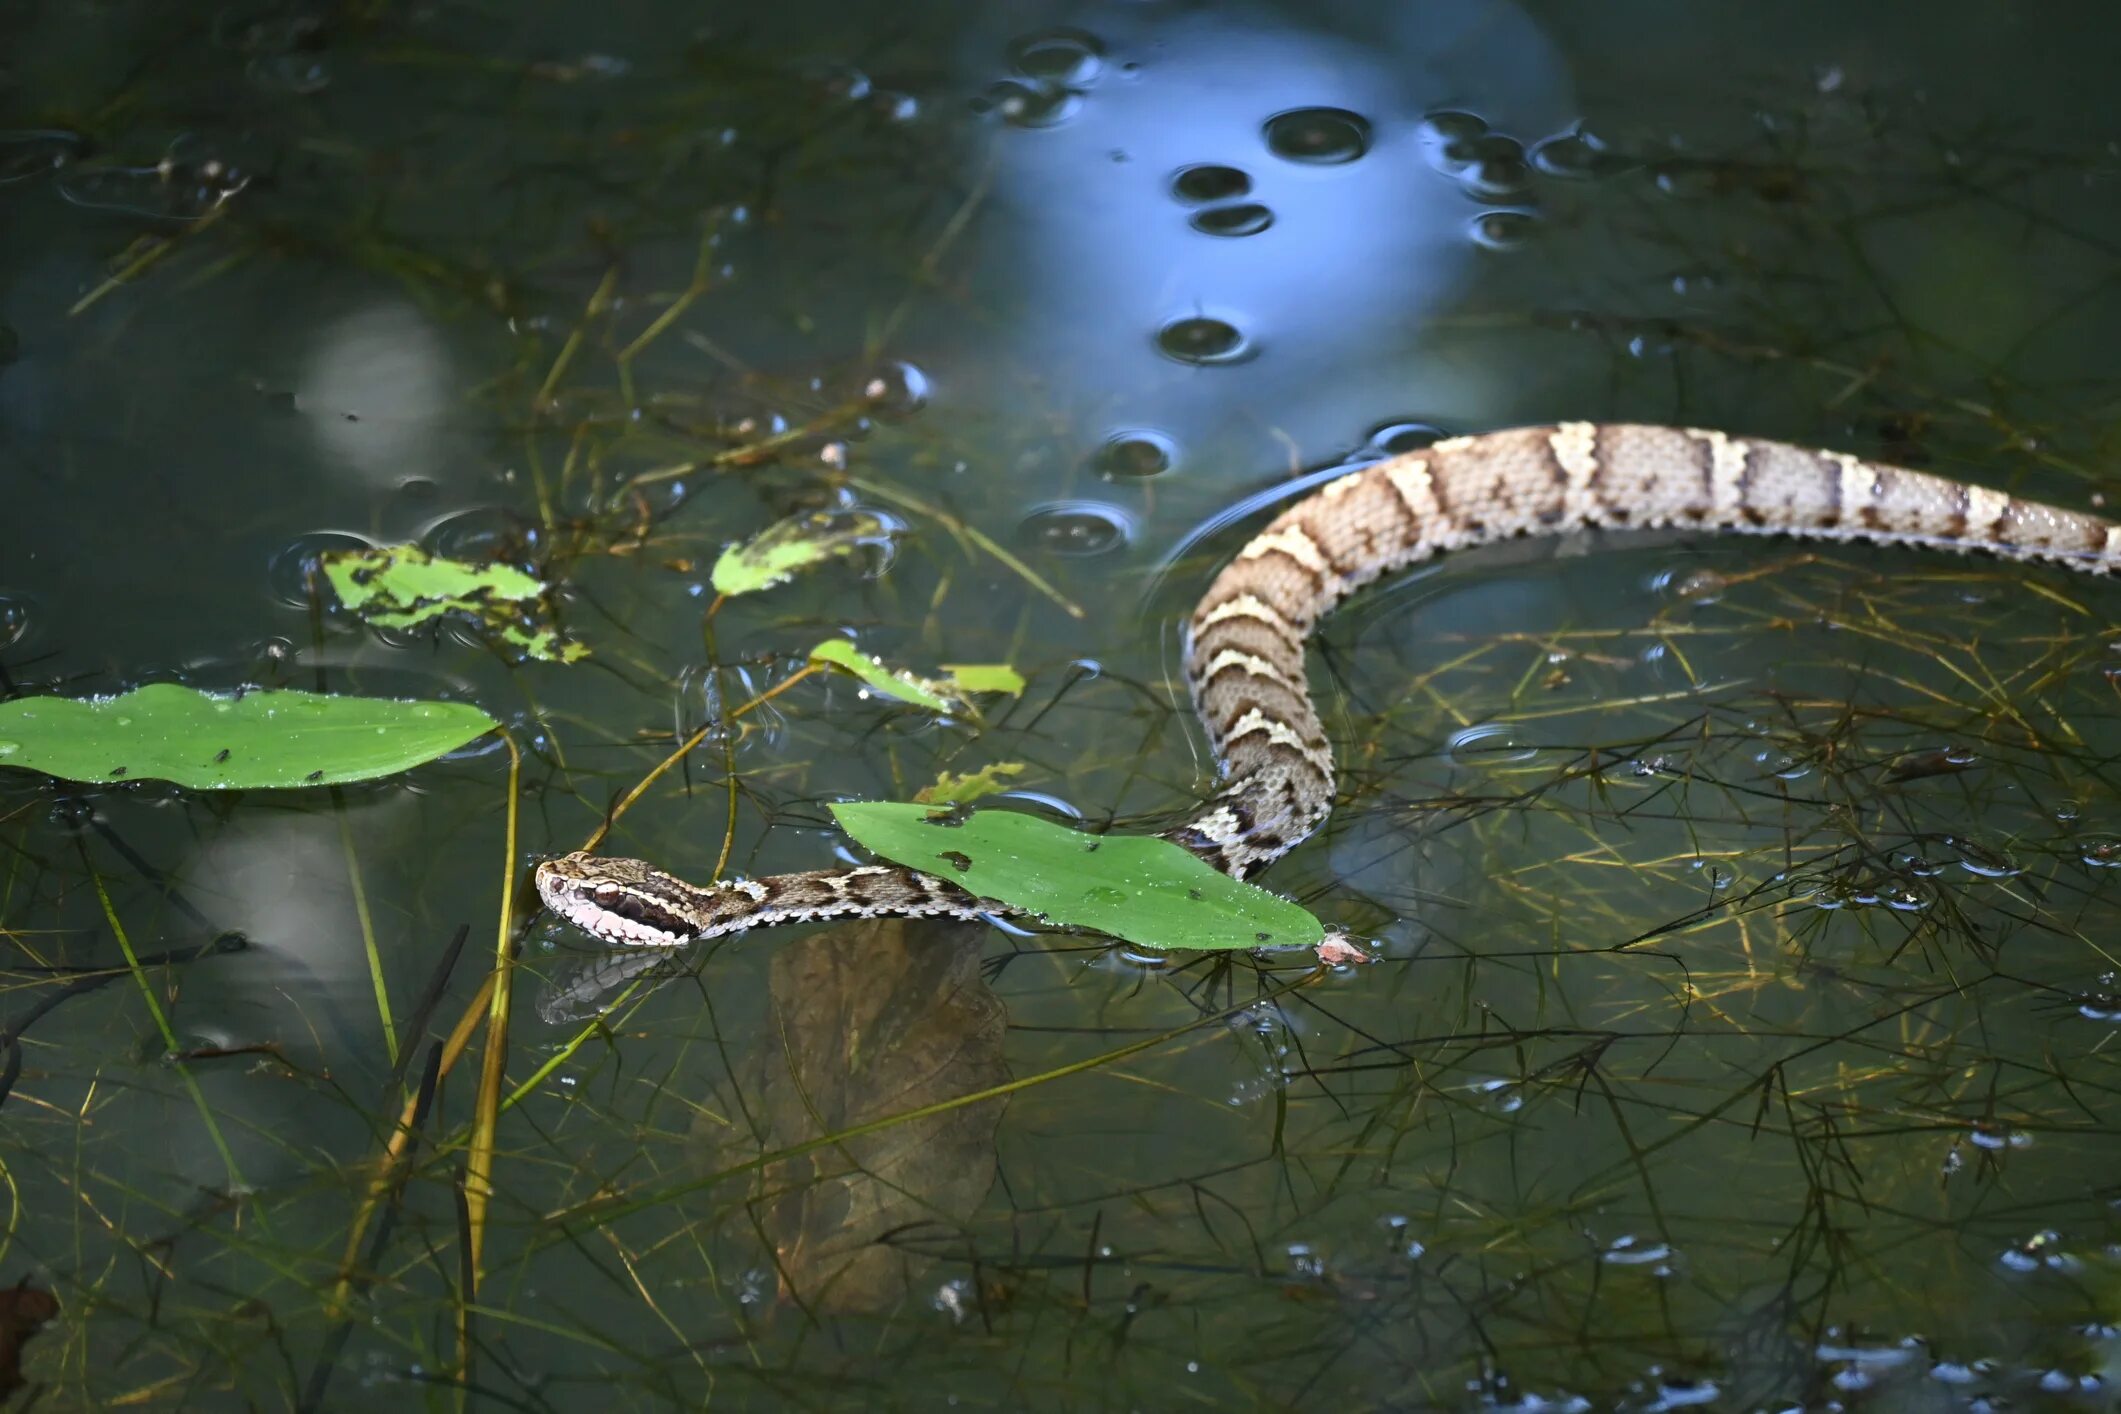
[536,422,2121,950]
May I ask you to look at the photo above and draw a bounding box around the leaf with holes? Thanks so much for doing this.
[0,685,497,788]
[913,761,1027,805]
[830,802,1323,953]
[809,641,956,712]
[321,544,586,663]
[711,509,895,597]
[808,644,1026,715]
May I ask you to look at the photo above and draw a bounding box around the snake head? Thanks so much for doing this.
[535,851,701,948]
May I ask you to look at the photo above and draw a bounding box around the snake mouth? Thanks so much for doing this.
[534,857,697,948]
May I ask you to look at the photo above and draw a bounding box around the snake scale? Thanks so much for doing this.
[537,422,2121,949]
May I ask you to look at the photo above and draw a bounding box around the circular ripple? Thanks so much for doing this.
[1171,164,1251,203]
[1263,107,1371,165]
[1155,316,1252,365]
[267,530,374,607]
[1190,202,1273,237]
[1017,502,1131,557]
[1093,430,1177,479]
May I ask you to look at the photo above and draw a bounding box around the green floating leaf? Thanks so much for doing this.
[808,640,955,713]
[321,545,586,663]
[831,802,1324,953]
[913,761,1027,806]
[809,643,1028,716]
[0,685,497,789]
[712,509,894,597]
[937,663,1025,696]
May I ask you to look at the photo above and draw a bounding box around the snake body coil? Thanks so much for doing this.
[537,422,2121,948]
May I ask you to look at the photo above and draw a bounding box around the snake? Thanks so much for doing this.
[536,421,2121,950]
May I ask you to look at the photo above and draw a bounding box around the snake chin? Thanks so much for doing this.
[535,853,699,948]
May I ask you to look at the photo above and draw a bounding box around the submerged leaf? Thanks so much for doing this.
[711,509,894,597]
[0,1280,58,1403]
[936,663,1026,696]
[737,915,1006,1314]
[321,544,586,663]
[913,761,1027,805]
[0,685,496,788]
[830,802,1324,952]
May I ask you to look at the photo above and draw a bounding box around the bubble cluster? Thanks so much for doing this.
[1409,109,1623,253]
[980,27,1106,129]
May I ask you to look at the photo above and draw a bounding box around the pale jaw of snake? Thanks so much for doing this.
[535,422,2121,956]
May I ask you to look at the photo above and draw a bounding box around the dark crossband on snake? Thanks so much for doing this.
[536,422,2121,949]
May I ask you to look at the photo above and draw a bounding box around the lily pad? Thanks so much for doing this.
[0,684,497,788]
[711,509,895,597]
[320,544,586,663]
[830,802,1323,953]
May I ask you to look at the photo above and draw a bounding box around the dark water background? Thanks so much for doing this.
[3,2,2120,1409]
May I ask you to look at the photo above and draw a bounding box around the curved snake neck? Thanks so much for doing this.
[536,421,2121,948]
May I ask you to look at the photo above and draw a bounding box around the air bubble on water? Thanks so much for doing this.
[977,80,1080,129]
[1171,164,1250,203]
[1191,202,1274,237]
[1998,1230,2075,1273]
[1667,568,1728,604]
[1093,430,1176,479]
[1458,142,1532,199]
[1601,1234,1676,1268]
[862,360,930,415]
[0,595,30,651]
[1007,28,1104,85]
[1469,210,1536,250]
[1418,110,1489,147]
[1949,838,2021,878]
[1155,315,1252,365]
[1263,107,1371,165]
[1642,1373,1719,1410]
[932,1277,972,1324]
[1531,129,1618,179]
[1017,502,1131,557]
[1468,1077,1524,1113]
[1445,722,1540,769]
[1692,861,1733,892]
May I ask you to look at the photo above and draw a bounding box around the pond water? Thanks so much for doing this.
[4,2,2120,1409]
